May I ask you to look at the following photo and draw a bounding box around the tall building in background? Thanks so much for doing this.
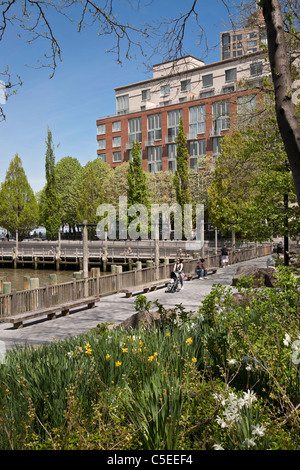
[96,17,270,173]
[221,8,267,60]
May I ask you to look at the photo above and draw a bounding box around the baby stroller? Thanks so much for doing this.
[165,271,180,293]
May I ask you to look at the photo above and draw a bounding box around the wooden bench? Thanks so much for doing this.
[6,296,100,329]
[121,279,169,298]
[186,268,218,281]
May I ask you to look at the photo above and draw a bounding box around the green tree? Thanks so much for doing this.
[40,128,62,240]
[208,114,299,241]
[173,117,191,238]
[173,117,191,207]
[127,141,148,207]
[55,156,82,232]
[0,153,39,238]
[77,158,112,226]
[126,141,149,238]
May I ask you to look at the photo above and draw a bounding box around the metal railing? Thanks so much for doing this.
[0,243,272,321]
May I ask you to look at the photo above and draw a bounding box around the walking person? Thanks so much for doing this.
[221,244,229,267]
[173,258,184,290]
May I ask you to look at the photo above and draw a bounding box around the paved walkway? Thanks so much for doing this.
[0,256,270,350]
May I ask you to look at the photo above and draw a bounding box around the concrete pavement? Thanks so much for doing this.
[0,255,271,350]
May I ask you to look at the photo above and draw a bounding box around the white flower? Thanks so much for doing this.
[283,333,291,346]
[243,438,256,447]
[227,358,238,365]
[246,365,252,371]
[216,417,228,428]
[252,424,266,437]
[213,444,225,450]
[291,340,300,350]
[241,390,257,407]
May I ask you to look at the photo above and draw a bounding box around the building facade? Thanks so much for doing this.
[96,51,269,173]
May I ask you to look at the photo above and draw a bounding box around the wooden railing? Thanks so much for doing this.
[0,243,272,320]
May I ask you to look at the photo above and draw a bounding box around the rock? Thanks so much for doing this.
[232,265,277,287]
[118,309,174,330]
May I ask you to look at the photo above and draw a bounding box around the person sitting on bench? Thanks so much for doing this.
[195,259,207,279]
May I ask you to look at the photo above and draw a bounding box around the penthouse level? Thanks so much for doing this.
[96,52,269,172]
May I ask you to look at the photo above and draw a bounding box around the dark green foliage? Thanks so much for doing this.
[40,129,62,239]
[0,153,39,238]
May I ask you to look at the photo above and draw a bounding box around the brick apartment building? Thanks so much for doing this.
[96,49,269,173]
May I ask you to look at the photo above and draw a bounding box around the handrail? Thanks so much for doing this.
[0,243,273,320]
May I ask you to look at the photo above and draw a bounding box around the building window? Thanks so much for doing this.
[223,85,235,94]
[202,74,213,88]
[212,100,230,134]
[97,139,106,150]
[212,137,223,166]
[222,33,231,59]
[116,94,129,114]
[225,68,237,82]
[181,79,191,92]
[250,62,263,76]
[237,94,257,126]
[147,114,162,144]
[112,121,121,132]
[189,139,206,171]
[98,154,106,162]
[113,151,122,163]
[247,32,257,39]
[167,109,182,143]
[168,144,177,173]
[142,89,151,101]
[161,85,170,97]
[189,105,205,138]
[128,148,142,162]
[97,124,106,135]
[247,40,257,47]
[148,146,162,173]
[113,136,121,147]
[199,90,214,98]
[128,117,142,144]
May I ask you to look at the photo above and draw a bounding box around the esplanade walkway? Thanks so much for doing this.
[0,255,271,351]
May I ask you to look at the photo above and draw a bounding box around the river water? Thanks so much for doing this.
[0,267,103,291]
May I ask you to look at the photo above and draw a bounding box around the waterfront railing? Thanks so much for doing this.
[0,243,272,320]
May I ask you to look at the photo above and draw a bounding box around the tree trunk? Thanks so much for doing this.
[261,0,300,207]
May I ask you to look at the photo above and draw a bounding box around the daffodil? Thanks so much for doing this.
[192,357,197,363]
[115,361,122,367]
[186,337,193,346]
[122,347,128,353]
[106,354,110,361]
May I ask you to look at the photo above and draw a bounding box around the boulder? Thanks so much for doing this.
[118,309,174,330]
[232,265,276,288]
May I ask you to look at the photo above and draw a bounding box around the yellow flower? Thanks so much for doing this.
[148,356,154,362]
[139,340,143,347]
[166,332,170,338]
[115,361,122,367]
[106,354,110,361]
[186,337,193,346]
[192,357,197,363]
[153,352,158,359]
[85,343,92,354]
[122,347,128,353]
[246,306,250,311]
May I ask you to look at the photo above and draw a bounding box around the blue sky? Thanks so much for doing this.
[0,0,230,193]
